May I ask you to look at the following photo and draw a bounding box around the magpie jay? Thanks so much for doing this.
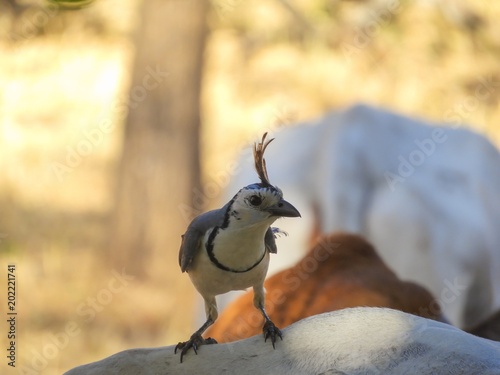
[175,133,301,362]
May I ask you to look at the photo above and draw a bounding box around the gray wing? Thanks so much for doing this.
[179,208,225,272]
[265,227,278,254]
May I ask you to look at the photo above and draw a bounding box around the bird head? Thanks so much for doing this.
[227,133,300,227]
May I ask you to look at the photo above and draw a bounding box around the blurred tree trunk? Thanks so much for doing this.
[108,0,208,336]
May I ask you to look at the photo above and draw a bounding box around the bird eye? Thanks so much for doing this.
[249,195,262,206]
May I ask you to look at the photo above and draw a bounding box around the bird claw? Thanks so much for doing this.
[175,333,218,362]
[263,320,282,348]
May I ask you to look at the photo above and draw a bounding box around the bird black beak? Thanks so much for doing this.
[266,198,301,218]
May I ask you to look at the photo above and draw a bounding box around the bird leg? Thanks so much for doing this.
[175,296,218,363]
[253,285,282,348]
[174,318,218,363]
[258,304,282,348]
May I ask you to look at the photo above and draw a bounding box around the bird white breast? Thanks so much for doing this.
[188,225,271,297]
[212,224,269,268]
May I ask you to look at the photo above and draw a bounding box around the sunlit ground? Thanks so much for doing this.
[1,0,500,373]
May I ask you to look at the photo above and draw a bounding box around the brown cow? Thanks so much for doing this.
[206,232,446,342]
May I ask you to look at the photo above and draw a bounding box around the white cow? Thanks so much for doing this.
[64,308,500,375]
[220,104,500,329]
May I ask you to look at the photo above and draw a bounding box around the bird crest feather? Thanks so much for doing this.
[253,132,274,186]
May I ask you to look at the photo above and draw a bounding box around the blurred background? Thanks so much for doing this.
[0,0,499,373]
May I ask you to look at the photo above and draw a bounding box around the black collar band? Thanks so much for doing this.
[206,227,266,273]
